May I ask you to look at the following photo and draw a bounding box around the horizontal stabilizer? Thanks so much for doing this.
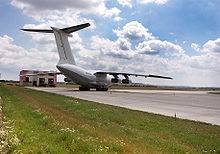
[21,23,90,34]
[61,23,90,33]
[21,29,53,33]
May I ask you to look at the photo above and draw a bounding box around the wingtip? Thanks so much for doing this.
[21,28,31,32]
[85,23,90,27]
[166,77,173,80]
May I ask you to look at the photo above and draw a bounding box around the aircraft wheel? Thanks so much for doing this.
[79,87,90,91]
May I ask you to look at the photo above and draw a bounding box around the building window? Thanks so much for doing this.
[48,78,54,84]
[39,78,45,86]
[26,77,29,82]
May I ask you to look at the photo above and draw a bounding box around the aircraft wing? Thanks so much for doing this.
[95,71,173,79]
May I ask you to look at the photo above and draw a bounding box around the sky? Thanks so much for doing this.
[0,0,220,87]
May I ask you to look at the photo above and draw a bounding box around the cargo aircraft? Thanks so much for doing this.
[22,23,172,91]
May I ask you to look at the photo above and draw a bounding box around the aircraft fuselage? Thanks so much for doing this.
[57,64,111,89]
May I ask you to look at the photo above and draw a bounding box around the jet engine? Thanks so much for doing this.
[122,79,132,84]
[111,78,121,83]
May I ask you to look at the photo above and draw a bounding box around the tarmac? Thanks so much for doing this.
[29,87,220,125]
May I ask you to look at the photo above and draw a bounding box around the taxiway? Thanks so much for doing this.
[29,87,220,125]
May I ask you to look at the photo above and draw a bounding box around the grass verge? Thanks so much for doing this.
[0,83,220,153]
[209,92,220,95]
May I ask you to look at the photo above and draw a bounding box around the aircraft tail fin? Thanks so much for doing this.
[21,23,90,65]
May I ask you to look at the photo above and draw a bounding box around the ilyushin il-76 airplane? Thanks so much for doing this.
[22,23,172,91]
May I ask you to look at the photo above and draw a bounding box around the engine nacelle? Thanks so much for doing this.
[111,78,121,83]
[64,78,72,82]
[122,79,132,84]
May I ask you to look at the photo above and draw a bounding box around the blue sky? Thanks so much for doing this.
[0,0,220,87]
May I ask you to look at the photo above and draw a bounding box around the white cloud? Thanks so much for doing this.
[0,35,58,70]
[113,21,154,41]
[11,0,100,11]
[21,11,96,53]
[100,6,121,18]
[191,43,201,52]
[91,36,135,59]
[191,38,220,54]
[182,54,220,71]
[202,38,220,53]
[114,16,123,21]
[116,38,131,50]
[11,0,121,21]
[117,0,132,8]
[136,40,184,56]
[138,0,168,5]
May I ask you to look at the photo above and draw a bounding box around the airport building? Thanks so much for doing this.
[19,70,57,87]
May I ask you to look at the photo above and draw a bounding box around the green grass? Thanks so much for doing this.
[209,92,220,95]
[0,83,220,153]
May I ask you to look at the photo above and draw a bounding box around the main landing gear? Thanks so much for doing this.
[79,87,90,91]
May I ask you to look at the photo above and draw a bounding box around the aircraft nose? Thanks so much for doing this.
[56,65,69,73]
[56,65,63,70]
